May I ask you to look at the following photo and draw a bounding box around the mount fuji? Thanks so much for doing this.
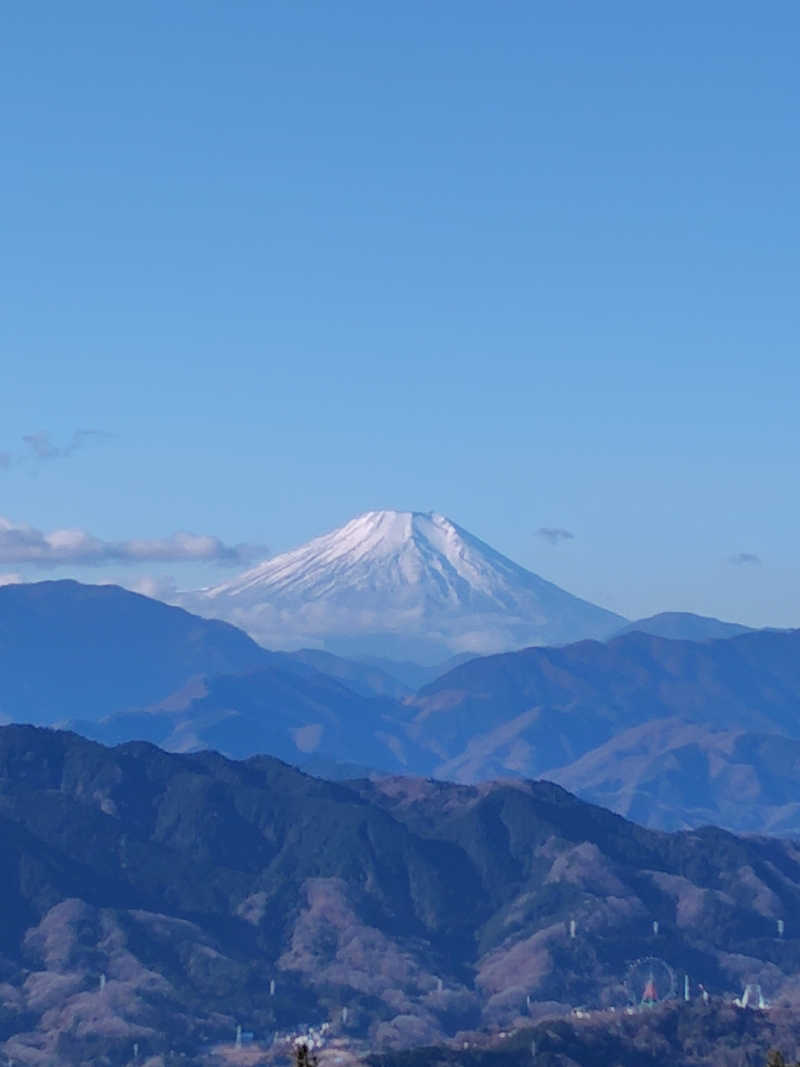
[183,510,625,662]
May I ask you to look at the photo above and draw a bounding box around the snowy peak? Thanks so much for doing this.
[206,510,453,597]
[189,510,625,662]
[208,510,535,604]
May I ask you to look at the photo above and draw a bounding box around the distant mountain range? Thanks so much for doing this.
[547,718,800,834]
[408,628,800,778]
[0,579,268,724]
[3,725,800,1064]
[182,509,626,661]
[613,610,755,642]
[0,577,419,718]
[1,579,798,836]
[72,662,426,775]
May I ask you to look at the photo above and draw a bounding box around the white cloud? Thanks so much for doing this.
[123,575,181,600]
[0,517,267,567]
[0,572,23,586]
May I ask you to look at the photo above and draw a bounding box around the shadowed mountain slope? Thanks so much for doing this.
[545,719,800,834]
[3,726,800,1063]
[0,580,271,724]
[286,648,414,700]
[6,581,800,839]
[409,629,800,782]
[72,663,426,774]
[0,582,428,776]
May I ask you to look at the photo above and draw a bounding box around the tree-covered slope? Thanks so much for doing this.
[2,727,800,1063]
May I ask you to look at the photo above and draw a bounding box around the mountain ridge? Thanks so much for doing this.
[408,628,800,798]
[613,610,755,642]
[4,579,800,837]
[544,717,800,833]
[4,724,800,1063]
[0,579,270,724]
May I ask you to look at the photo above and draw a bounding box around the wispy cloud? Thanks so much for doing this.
[729,552,762,566]
[0,517,267,567]
[0,572,23,587]
[1,429,113,469]
[536,527,575,545]
[119,575,181,600]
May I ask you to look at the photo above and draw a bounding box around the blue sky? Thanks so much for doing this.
[1,1,798,626]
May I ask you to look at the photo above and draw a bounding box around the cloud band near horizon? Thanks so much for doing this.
[0,517,267,567]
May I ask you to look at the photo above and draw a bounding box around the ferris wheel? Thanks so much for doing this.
[625,957,676,1007]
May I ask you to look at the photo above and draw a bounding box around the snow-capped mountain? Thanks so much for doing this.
[183,510,625,662]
